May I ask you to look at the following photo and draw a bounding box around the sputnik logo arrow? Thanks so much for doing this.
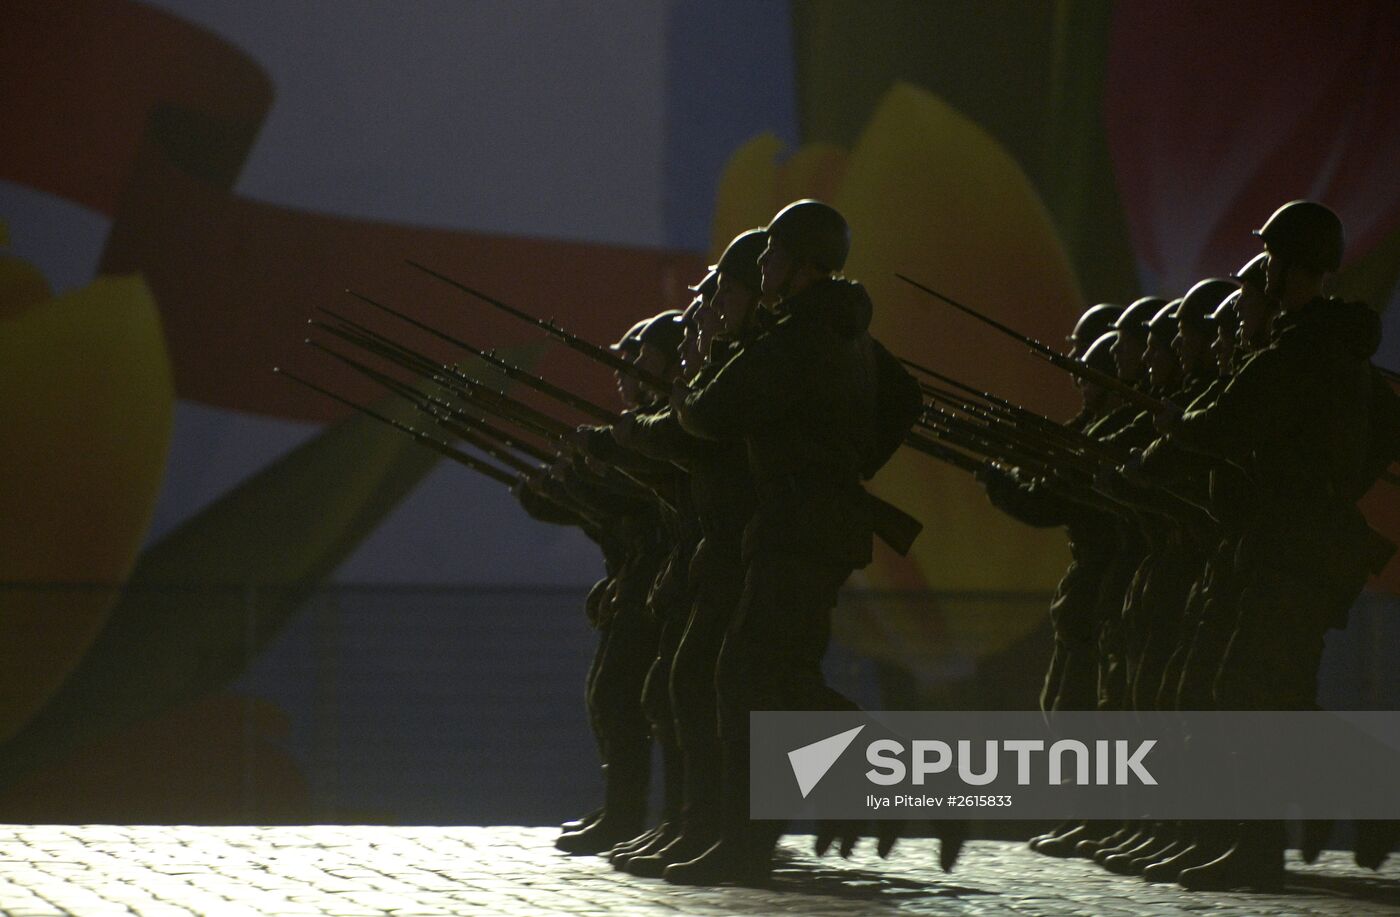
[787,725,865,798]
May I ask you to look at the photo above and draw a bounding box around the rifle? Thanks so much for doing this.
[404,260,670,390]
[921,386,1104,474]
[305,339,547,474]
[904,430,986,475]
[274,368,518,487]
[347,291,618,424]
[311,313,576,442]
[895,273,1167,413]
[900,356,1128,464]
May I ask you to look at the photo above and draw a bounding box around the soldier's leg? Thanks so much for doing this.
[559,597,658,855]
[614,613,689,868]
[667,551,851,884]
[631,552,745,876]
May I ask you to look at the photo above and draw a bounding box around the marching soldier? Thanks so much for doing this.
[1156,201,1393,890]
[664,200,925,883]
[612,229,768,877]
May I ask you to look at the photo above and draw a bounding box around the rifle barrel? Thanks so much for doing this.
[274,367,518,487]
[404,260,670,390]
[347,290,617,424]
[895,274,1166,413]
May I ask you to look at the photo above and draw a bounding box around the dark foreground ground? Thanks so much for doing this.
[0,825,1397,916]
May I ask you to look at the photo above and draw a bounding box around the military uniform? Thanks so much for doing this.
[667,275,918,880]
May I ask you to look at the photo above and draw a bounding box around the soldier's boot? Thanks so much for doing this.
[1355,820,1400,870]
[560,807,602,833]
[1122,822,1185,875]
[1095,823,1150,865]
[607,826,662,866]
[1028,820,1072,851]
[1104,821,1168,874]
[628,744,723,877]
[1300,819,1332,864]
[556,752,650,855]
[664,741,778,885]
[1143,821,1231,883]
[1177,821,1284,892]
[612,738,685,867]
[1076,821,1132,858]
[662,823,780,886]
[937,819,970,872]
[1033,821,1091,857]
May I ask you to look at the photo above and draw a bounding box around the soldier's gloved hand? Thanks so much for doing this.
[669,379,690,411]
[611,410,638,447]
[1119,449,1149,485]
[1153,400,1183,434]
[565,424,595,454]
[1092,464,1128,498]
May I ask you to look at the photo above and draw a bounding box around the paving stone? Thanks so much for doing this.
[0,825,1392,915]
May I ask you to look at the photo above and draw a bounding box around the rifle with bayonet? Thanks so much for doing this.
[347,290,618,424]
[896,273,1168,413]
[405,260,669,390]
[274,367,519,487]
[311,313,576,442]
[306,339,547,475]
[307,308,664,502]
[901,356,1129,465]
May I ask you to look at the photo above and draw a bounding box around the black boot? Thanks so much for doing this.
[629,745,723,877]
[1028,820,1071,851]
[1355,820,1400,871]
[1143,821,1231,883]
[937,819,970,872]
[1300,819,1332,865]
[1076,820,1131,859]
[1036,821,1094,858]
[560,807,602,833]
[556,751,650,855]
[1121,822,1182,875]
[614,734,685,867]
[1095,823,1149,865]
[1108,823,1176,873]
[1177,821,1284,892]
[664,740,778,885]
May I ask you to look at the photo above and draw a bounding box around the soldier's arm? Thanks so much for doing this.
[674,332,799,440]
[1169,349,1290,461]
[980,469,1072,528]
[624,407,698,465]
[514,474,590,526]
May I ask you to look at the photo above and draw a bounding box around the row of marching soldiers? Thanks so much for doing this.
[974,200,1400,891]
[511,199,966,884]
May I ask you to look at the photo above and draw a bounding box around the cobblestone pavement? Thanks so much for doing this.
[0,825,1396,916]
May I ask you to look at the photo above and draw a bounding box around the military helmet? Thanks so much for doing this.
[1070,303,1124,352]
[637,309,686,355]
[1082,330,1118,377]
[1209,289,1241,328]
[1253,200,1345,272]
[764,199,851,272]
[688,268,719,298]
[715,228,766,294]
[1178,278,1240,334]
[611,317,651,354]
[1115,296,1166,339]
[1231,252,1268,292]
[1149,299,1182,341]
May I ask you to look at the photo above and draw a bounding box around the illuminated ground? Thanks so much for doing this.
[0,825,1395,915]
